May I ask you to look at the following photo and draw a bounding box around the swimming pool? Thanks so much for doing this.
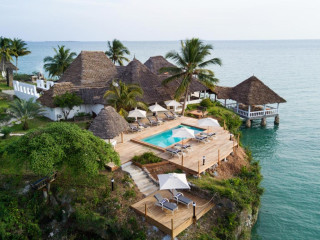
[141,125,204,148]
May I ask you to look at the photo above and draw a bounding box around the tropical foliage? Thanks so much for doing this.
[43,45,77,78]
[8,98,43,130]
[0,37,13,72]
[2,123,120,176]
[105,39,130,66]
[53,92,83,120]
[104,80,147,116]
[160,38,221,115]
[9,38,31,72]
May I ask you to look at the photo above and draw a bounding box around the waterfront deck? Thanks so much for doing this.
[131,190,214,238]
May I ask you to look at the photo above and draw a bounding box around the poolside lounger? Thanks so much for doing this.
[194,135,209,143]
[154,193,178,214]
[166,148,182,157]
[155,116,165,123]
[170,189,193,208]
[174,143,192,152]
[200,132,216,139]
[129,124,142,132]
[170,111,181,118]
[137,120,150,128]
[147,117,160,126]
[164,112,176,120]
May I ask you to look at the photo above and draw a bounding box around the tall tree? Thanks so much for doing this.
[53,92,83,120]
[8,98,44,130]
[0,37,13,74]
[104,80,147,116]
[160,38,222,115]
[105,39,130,66]
[10,38,31,74]
[43,45,77,78]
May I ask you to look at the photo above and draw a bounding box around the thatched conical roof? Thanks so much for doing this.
[1,59,18,70]
[58,51,117,87]
[117,58,171,104]
[89,106,129,139]
[213,76,286,105]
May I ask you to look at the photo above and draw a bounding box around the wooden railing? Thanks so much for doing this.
[227,105,278,118]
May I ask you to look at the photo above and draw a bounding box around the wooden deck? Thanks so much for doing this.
[131,190,214,238]
[114,116,237,174]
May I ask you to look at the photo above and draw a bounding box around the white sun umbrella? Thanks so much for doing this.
[165,100,182,112]
[172,127,195,164]
[128,107,146,121]
[198,118,220,132]
[148,102,167,115]
[158,173,190,190]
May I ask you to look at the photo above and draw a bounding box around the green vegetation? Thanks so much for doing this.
[2,123,120,175]
[160,38,221,115]
[187,99,242,134]
[9,38,31,72]
[104,79,148,116]
[13,73,31,81]
[0,81,13,90]
[53,92,83,120]
[0,126,11,139]
[0,96,10,121]
[105,39,131,66]
[0,37,13,69]
[43,45,77,78]
[8,98,44,130]
[132,152,162,165]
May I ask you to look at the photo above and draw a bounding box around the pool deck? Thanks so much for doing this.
[131,190,214,238]
[115,116,237,174]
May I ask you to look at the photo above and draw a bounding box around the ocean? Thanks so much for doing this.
[17,40,320,239]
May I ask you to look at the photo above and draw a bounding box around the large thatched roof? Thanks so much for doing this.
[117,58,171,104]
[213,76,286,105]
[144,56,207,99]
[58,51,117,87]
[89,106,129,139]
[1,59,18,70]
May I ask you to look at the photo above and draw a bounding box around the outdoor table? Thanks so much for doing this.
[188,110,208,118]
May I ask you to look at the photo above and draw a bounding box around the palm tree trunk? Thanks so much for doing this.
[15,57,18,75]
[181,88,189,116]
[23,120,29,130]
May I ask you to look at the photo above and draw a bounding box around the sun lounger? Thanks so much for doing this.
[147,117,160,126]
[194,135,209,143]
[129,124,142,132]
[166,148,182,157]
[155,116,165,123]
[137,120,150,128]
[154,193,178,214]
[174,143,192,152]
[200,132,216,139]
[170,189,193,208]
[164,112,175,120]
[170,111,181,118]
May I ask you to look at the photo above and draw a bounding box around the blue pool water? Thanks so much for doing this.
[142,125,204,148]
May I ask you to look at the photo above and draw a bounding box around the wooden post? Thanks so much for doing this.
[223,120,226,130]
[121,132,124,143]
[218,149,220,165]
[145,203,147,217]
[181,154,184,167]
[237,135,240,148]
[171,218,174,240]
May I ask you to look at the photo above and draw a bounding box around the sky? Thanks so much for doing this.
[1,0,320,41]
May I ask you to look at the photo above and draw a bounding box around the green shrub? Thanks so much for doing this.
[123,189,136,200]
[1,126,12,139]
[132,152,162,165]
[13,73,31,81]
[200,98,214,108]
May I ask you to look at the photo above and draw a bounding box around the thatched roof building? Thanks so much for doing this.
[1,59,18,70]
[88,106,129,139]
[213,76,286,105]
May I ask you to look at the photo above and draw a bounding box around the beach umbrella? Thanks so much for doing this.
[158,173,190,190]
[149,102,167,115]
[172,127,195,139]
[165,100,182,112]
[128,107,146,121]
[198,118,220,132]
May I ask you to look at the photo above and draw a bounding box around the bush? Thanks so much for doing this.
[1,126,12,139]
[13,73,31,81]
[132,152,162,165]
[200,98,214,108]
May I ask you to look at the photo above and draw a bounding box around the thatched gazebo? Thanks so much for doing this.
[89,106,129,143]
[1,59,18,87]
[213,76,286,127]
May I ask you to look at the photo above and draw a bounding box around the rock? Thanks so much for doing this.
[19,183,30,195]
[152,226,159,232]
[213,171,219,177]
[50,195,59,206]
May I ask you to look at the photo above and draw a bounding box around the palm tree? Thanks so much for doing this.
[0,37,13,74]
[105,39,130,66]
[43,45,77,78]
[104,80,147,116]
[160,38,222,115]
[10,38,31,74]
[8,98,44,130]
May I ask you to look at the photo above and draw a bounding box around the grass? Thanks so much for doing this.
[0,80,13,90]
[132,152,162,165]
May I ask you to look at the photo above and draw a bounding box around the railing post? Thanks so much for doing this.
[145,203,147,217]
[171,218,174,240]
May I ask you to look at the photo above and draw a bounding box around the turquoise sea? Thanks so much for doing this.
[18,40,320,239]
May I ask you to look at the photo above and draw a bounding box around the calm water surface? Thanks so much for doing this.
[19,40,320,240]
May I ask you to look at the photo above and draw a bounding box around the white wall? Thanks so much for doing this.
[36,80,54,90]
[13,80,39,101]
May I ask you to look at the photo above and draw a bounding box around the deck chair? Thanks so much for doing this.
[170,189,193,208]
[174,143,192,152]
[200,132,216,139]
[170,111,181,118]
[147,117,160,126]
[129,124,142,132]
[137,120,150,128]
[194,135,209,143]
[166,148,182,157]
[164,112,175,120]
[154,193,178,215]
